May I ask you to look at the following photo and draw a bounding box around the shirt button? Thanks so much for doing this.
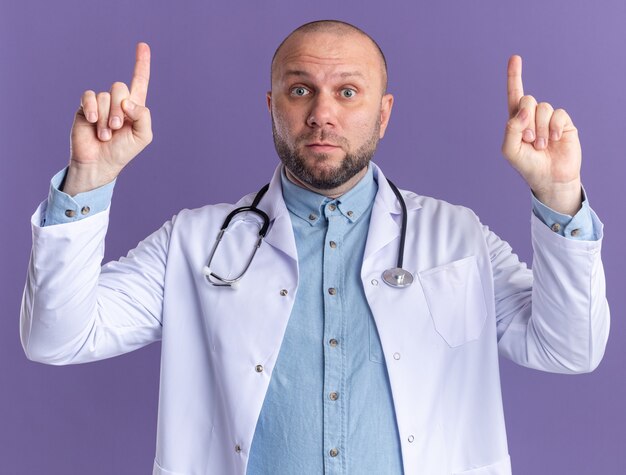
[65,209,76,218]
[329,241,337,249]
[81,206,91,215]
[328,204,337,211]
[346,210,354,217]
[308,213,317,221]
[329,338,338,347]
[255,364,264,373]
[280,289,288,296]
[393,352,401,360]
[329,391,339,401]
[235,444,242,453]
[571,228,580,237]
[329,448,339,457]
[328,287,337,295]
[551,223,561,233]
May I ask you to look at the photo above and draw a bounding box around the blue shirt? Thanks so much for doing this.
[246,166,404,474]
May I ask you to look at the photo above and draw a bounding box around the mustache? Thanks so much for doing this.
[297,130,349,148]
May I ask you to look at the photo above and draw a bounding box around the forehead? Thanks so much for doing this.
[272,31,383,87]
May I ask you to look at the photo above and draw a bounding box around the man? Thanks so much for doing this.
[21,20,609,475]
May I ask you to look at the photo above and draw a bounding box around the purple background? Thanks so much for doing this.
[1,1,624,473]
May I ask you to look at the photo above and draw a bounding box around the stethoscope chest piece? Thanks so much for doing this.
[382,267,414,288]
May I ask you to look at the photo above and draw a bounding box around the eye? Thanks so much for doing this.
[290,86,310,97]
[340,88,356,98]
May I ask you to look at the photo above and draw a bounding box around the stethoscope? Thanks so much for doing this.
[202,179,414,289]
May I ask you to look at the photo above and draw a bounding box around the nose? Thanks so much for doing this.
[306,93,336,128]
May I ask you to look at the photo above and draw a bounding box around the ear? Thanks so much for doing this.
[266,91,272,113]
[378,93,394,139]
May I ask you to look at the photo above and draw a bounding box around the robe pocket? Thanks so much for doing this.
[418,255,487,348]
[153,459,184,474]
[452,455,511,474]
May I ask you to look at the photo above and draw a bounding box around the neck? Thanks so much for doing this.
[284,166,368,199]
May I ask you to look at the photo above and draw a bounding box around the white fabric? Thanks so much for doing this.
[21,163,609,475]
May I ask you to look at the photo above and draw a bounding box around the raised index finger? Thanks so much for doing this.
[130,42,151,106]
[507,55,524,118]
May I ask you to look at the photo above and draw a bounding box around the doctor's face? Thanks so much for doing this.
[268,30,393,191]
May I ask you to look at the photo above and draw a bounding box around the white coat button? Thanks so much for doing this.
[371,279,378,286]
[235,444,242,453]
[393,352,401,360]
[280,289,288,296]
[329,448,339,457]
[255,364,264,373]
[408,435,414,443]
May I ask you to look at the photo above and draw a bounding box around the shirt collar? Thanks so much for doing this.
[280,165,378,226]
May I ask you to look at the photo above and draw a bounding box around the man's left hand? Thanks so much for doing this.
[502,55,582,216]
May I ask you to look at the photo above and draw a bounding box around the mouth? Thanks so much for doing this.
[306,143,341,153]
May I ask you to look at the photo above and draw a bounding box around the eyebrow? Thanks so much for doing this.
[283,69,365,80]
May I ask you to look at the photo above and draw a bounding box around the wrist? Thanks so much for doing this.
[532,180,583,216]
[63,162,118,197]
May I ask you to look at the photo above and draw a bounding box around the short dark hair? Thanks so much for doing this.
[271,20,388,92]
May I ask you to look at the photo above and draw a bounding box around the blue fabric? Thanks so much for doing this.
[247,166,404,474]
[42,167,115,227]
[531,189,598,240]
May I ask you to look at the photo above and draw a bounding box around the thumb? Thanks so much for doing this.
[502,107,530,159]
[122,99,153,143]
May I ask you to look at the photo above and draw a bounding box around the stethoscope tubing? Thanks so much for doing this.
[203,178,414,288]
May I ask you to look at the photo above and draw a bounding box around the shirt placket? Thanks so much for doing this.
[322,200,348,474]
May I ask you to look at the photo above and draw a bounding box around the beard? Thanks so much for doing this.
[272,118,381,190]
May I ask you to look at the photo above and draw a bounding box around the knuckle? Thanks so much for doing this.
[81,91,95,109]
[138,106,152,120]
[110,81,128,92]
[538,102,554,113]
[505,118,517,132]
[96,91,111,102]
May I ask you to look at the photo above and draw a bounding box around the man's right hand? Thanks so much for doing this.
[63,42,152,196]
